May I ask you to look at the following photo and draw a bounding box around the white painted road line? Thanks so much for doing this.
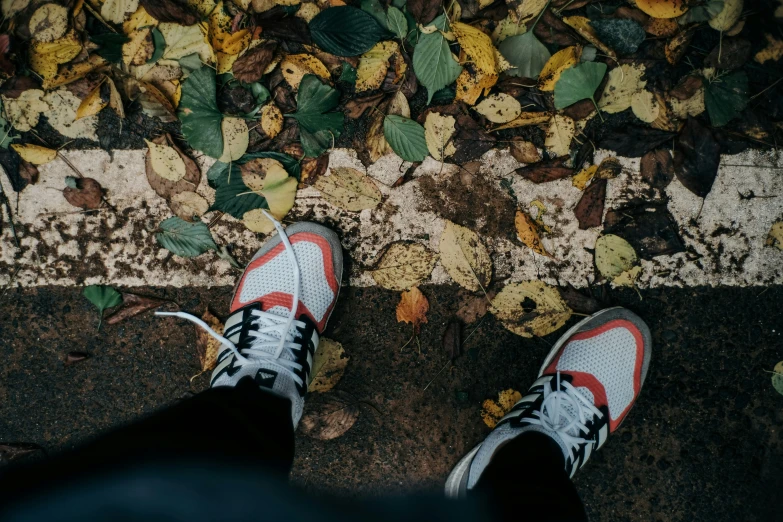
[1,148,782,288]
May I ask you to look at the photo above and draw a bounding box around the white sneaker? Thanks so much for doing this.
[445,307,652,498]
[159,217,343,428]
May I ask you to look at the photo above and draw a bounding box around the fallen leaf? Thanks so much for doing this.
[538,45,581,91]
[644,16,679,37]
[146,138,187,182]
[595,157,622,179]
[356,41,398,92]
[443,320,462,360]
[140,0,200,25]
[574,178,606,229]
[452,22,497,79]
[704,38,750,70]
[102,0,140,24]
[481,389,522,428]
[105,293,170,325]
[597,63,646,114]
[0,443,44,465]
[30,31,83,80]
[456,289,492,324]
[218,117,249,163]
[344,92,385,119]
[597,126,675,157]
[156,216,218,258]
[765,221,783,250]
[772,360,783,396]
[673,117,720,198]
[396,286,429,333]
[490,281,572,338]
[170,191,209,221]
[572,164,597,190]
[562,15,616,58]
[260,103,283,139]
[439,220,492,291]
[594,234,640,286]
[145,134,201,200]
[309,338,349,393]
[631,90,660,123]
[665,29,693,65]
[232,40,277,83]
[635,0,688,18]
[473,93,522,123]
[492,111,550,131]
[63,177,103,209]
[640,149,674,190]
[515,210,550,256]
[424,111,457,161]
[509,138,540,164]
[603,202,685,258]
[755,34,783,64]
[557,284,602,315]
[42,89,99,140]
[554,61,606,110]
[10,144,56,165]
[371,242,438,291]
[514,157,573,183]
[83,284,123,329]
[708,0,742,31]
[300,391,359,440]
[2,89,48,132]
[545,114,575,157]
[408,0,440,24]
[29,3,69,42]
[281,53,330,90]
[506,0,547,24]
[64,352,90,366]
[315,167,382,211]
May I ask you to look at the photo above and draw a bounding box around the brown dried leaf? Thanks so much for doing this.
[300,392,359,440]
[63,177,103,209]
[640,148,674,190]
[408,0,441,24]
[144,134,201,200]
[456,289,493,324]
[443,320,462,360]
[704,38,750,70]
[309,338,349,393]
[595,157,622,179]
[665,29,693,65]
[396,286,429,333]
[19,160,39,186]
[232,41,278,83]
[140,0,200,25]
[197,310,223,372]
[105,293,169,325]
[515,210,550,257]
[344,93,385,119]
[509,138,540,164]
[574,178,606,229]
[557,284,602,315]
[64,351,90,366]
[514,157,573,183]
[670,75,703,101]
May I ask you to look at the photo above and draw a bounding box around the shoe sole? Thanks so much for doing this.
[444,306,651,498]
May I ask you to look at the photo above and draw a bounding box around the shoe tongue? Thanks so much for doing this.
[225,303,297,362]
[542,385,595,437]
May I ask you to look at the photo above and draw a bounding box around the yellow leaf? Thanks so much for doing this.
[544,114,575,157]
[209,2,250,55]
[217,51,239,74]
[755,34,783,64]
[76,81,108,120]
[669,88,705,119]
[107,77,125,118]
[515,210,550,256]
[42,89,99,140]
[314,167,382,211]
[506,0,547,24]
[30,30,83,79]
[492,111,550,131]
[765,221,783,250]
[10,144,57,165]
[355,41,398,92]
[196,310,223,372]
[455,64,497,105]
[170,191,210,221]
[597,64,646,114]
[424,112,457,161]
[370,242,438,291]
[241,159,297,232]
[665,29,693,65]
[280,53,330,89]
[644,17,678,37]
[595,234,639,283]
[562,16,616,59]
[481,389,522,428]
[490,281,572,338]
[396,286,429,333]
[159,22,214,63]
[29,3,69,43]
[42,54,108,90]
[123,6,158,34]
[218,117,249,162]
[260,103,283,139]
[596,157,622,179]
[185,0,217,17]
[309,338,349,393]
[636,0,688,19]
[438,220,492,292]
[474,93,522,124]
[709,0,742,32]
[538,45,581,92]
[2,89,48,132]
[631,90,660,123]
[145,138,187,181]
[452,22,497,77]
[491,16,526,44]
[572,164,597,190]
[101,0,139,24]
[296,2,321,22]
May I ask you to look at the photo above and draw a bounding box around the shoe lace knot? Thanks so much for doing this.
[527,373,604,458]
[156,210,307,387]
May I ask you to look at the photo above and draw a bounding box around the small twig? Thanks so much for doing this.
[82,2,117,32]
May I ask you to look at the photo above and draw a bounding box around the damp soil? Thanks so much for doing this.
[1,284,781,522]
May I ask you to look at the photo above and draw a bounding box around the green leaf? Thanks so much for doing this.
[211,167,268,218]
[498,31,551,79]
[554,61,607,110]
[289,74,344,157]
[704,71,748,127]
[677,0,724,23]
[90,33,130,64]
[178,53,202,78]
[178,65,224,158]
[339,61,357,83]
[383,115,428,162]
[0,101,19,149]
[156,217,218,257]
[772,360,783,397]
[387,6,408,40]
[310,6,390,57]
[207,152,301,187]
[431,85,455,105]
[361,0,388,28]
[83,284,123,329]
[148,27,166,64]
[412,16,463,103]
[589,19,645,55]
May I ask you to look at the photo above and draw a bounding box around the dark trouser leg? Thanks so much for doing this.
[472,432,588,522]
[0,376,295,496]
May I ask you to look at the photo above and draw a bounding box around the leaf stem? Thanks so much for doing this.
[529,0,552,33]
[590,97,604,122]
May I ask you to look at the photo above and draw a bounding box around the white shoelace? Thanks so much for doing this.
[526,373,604,459]
[156,210,307,387]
